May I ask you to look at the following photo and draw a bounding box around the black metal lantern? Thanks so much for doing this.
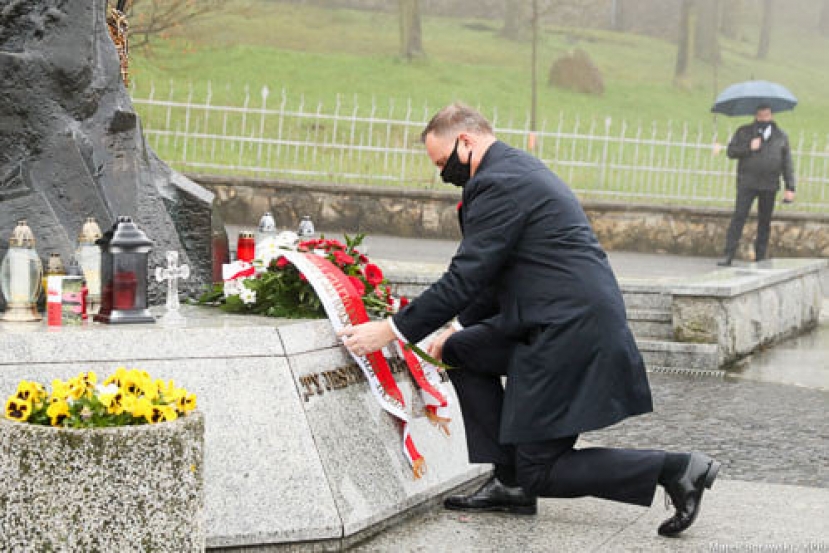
[94,216,154,324]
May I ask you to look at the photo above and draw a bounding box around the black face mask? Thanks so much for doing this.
[440,139,472,187]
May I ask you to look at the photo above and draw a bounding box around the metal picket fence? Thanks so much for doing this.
[130,80,829,211]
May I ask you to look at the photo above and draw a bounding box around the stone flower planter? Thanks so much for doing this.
[0,411,205,551]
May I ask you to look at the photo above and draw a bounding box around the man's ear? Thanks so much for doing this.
[457,132,472,149]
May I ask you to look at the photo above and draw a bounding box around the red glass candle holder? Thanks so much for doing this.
[113,271,137,310]
[237,231,256,262]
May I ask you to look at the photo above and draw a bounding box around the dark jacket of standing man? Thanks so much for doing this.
[719,106,795,265]
[339,103,720,538]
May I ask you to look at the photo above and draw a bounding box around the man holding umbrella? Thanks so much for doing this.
[713,82,797,266]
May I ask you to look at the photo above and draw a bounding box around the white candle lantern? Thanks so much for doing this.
[0,220,43,322]
[297,216,315,238]
[75,217,102,314]
[255,211,279,265]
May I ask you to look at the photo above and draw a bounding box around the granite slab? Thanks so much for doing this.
[0,305,486,549]
[286,345,487,537]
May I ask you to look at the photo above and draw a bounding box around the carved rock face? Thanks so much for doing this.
[0,0,220,307]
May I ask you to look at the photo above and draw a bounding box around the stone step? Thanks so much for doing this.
[627,309,673,340]
[636,339,721,373]
[629,321,674,340]
[620,288,673,311]
[627,308,672,323]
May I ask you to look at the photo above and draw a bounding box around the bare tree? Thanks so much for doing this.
[399,0,424,61]
[720,0,742,40]
[611,0,627,31]
[502,0,531,40]
[675,0,697,85]
[820,0,829,36]
[128,0,229,49]
[695,0,721,63]
[756,0,773,59]
[530,0,539,135]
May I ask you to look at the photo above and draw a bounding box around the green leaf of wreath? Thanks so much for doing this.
[403,342,456,370]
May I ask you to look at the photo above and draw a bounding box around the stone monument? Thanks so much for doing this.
[0,0,221,308]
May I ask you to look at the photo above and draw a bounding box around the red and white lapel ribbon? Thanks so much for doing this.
[279,250,451,479]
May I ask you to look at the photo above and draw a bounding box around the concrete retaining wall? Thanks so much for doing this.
[196,175,829,260]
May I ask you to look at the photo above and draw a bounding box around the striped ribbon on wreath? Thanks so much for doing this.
[279,250,451,478]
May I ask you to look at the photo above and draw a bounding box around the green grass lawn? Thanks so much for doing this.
[130,1,829,134]
[127,1,829,208]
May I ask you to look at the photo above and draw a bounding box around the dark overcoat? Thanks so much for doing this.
[727,121,795,192]
[392,141,653,444]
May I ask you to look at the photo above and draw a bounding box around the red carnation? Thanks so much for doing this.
[325,239,346,251]
[332,250,355,267]
[364,263,384,286]
[359,254,369,264]
[399,296,410,309]
[348,276,366,296]
[275,257,289,269]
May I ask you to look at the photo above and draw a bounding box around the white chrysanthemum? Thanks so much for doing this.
[239,287,257,305]
[223,279,241,298]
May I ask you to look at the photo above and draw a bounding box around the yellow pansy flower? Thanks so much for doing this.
[67,376,93,400]
[156,379,178,399]
[103,366,128,387]
[15,381,48,405]
[129,396,153,420]
[5,398,32,422]
[46,400,70,426]
[50,379,71,402]
[99,391,125,415]
[14,381,37,402]
[176,393,197,414]
[147,405,178,424]
[121,369,156,399]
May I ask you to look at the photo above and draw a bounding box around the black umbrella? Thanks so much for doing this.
[711,80,797,117]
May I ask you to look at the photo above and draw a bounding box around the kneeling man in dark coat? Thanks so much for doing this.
[340,103,719,537]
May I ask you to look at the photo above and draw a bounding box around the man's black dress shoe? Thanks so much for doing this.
[716,258,733,267]
[659,452,721,537]
[444,476,537,515]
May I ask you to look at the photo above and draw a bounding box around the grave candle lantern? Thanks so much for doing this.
[0,220,43,322]
[236,231,255,263]
[297,216,315,239]
[75,217,102,314]
[94,216,154,325]
[255,212,279,265]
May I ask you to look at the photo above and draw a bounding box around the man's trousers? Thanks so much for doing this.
[443,322,665,507]
[724,187,778,261]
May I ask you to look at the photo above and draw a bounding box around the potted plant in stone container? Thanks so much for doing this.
[0,368,204,551]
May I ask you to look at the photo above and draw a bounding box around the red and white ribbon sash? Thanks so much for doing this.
[280,251,451,478]
[396,341,452,435]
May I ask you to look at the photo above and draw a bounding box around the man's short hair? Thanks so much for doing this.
[756,104,772,112]
[420,103,494,143]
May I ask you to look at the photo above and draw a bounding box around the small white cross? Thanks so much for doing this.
[155,250,190,324]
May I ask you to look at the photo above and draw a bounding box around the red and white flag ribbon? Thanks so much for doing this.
[279,250,451,478]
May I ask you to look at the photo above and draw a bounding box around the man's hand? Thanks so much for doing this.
[783,190,796,203]
[750,137,762,151]
[338,320,396,356]
[426,326,457,361]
